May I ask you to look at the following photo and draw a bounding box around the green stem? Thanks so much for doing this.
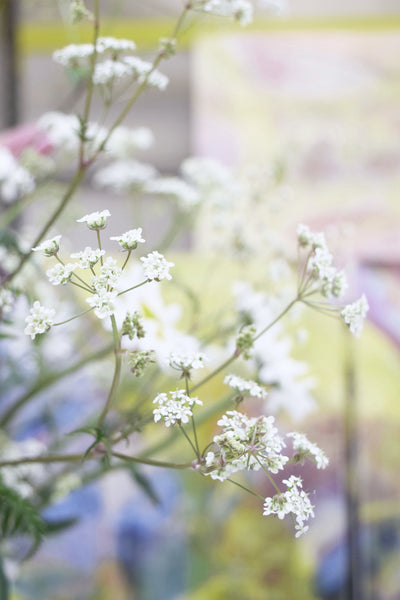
[56,255,93,291]
[117,280,147,296]
[185,375,200,458]
[178,423,198,456]
[121,250,131,271]
[53,306,94,326]
[88,4,190,164]
[190,299,297,395]
[253,298,298,342]
[255,456,281,495]
[3,168,85,285]
[96,230,104,266]
[0,451,191,470]
[69,280,93,293]
[0,344,113,427]
[97,314,121,427]
[226,478,264,501]
[189,353,237,394]
[79,0,100,167]
[111,451,191,469]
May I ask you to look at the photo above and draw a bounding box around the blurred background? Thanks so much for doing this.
[1,1,400,599]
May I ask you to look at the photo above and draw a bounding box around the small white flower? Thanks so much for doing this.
[0,288,15,315]
[92,59,132,85]
[1,165,35,204]
[86,289,118,319]
[77,209,111,229]
[331,270,348,299]
[169,352,207,372]
[140,251,174,281]
[153,390,202,427]
[93,160,157,193]
[32,235,61,256]
[205,410,288,481]
[110,228,145,251]
[96,37,136,54]
[92,257,122,291]
[309,246,334,281]
[122,56,169,90]
[287,432,329,470]
[263,475,315,536]
[24,301,56,339]
[46,262,77,285]
[145,177,200,209]
[297,224,327,249]
[224,374,267,399]
[192,0,253,25]
[106,126,154,158]
[341,294,369,338]
[70,247,105,269]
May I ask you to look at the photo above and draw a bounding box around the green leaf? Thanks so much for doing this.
[127,465,160,506]
[43,516,79,535]
[0,482,45,556]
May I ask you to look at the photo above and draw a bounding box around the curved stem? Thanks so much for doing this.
[226,478,264,501]
[3,168,85,285]
[97,314,121,427]
[111,451,191,470]
[121,250,131,271]
[178,423,198,456]
[53,306,94,326]
[79,0,100,167]
[117,280,147,296]
[0,344,113,428]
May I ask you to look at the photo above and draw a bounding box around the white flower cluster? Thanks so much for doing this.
[38,112,152,164]
[53,37,136,67]
[105,126,154,158]
[169,352,207,372]
[224,374,267,399]
[0,288,15,315]
[191,0,254,25]
[140,251,174,281]
[77,209,111,230]
[26,211,175,327]
[46,262,77,285]
[0,146,35,204]
[287,432,329,470]
[205,410,288,481]
[70,247,105,268]
[297,225,369,337]
[153,390,203,427]
[92,257,122,291]
[53,38,168,91]
[263,476,315,537]
[93,160,157,193]
[24,301,56,339]
[341,294,369,338]
[144,177,200,210]
[32,235,61,256]
[234,281,316,420]
[110,228,145,251]
[86,288,118,319]
[297,224,348,299]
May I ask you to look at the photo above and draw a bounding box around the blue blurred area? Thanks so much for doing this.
[315,519,400,599]
[116,470,188,600]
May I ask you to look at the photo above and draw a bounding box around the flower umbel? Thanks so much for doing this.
[341,294,369,338]
[24,301,56,339]
[140,251,174,281]
[77,210,111,230]
[153,390,202,427]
